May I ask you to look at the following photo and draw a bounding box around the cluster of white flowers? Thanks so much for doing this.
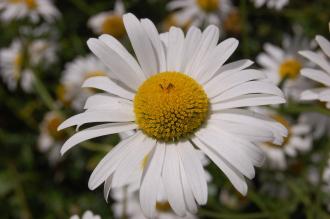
[1,0,330,218]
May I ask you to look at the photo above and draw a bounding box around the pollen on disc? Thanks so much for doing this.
[134,72,209,142]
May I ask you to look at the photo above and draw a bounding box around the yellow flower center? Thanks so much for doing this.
[196,0,219,12]
[156,202,172,212]
[134,72,209,142]
[101,15,126,39]
[267,115,291,148]
[46,114,65,140]
[9,0,37,9]
[278,59,302,80]
[56,85,71,106]
[223,10,241,34]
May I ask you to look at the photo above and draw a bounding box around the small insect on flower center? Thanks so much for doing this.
[279,58,302,80]
[196,0,219,12]
[101,15,126,39]
[267,115,291,148]
[134,72,209,142]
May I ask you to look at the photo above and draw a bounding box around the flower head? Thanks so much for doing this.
[0,0,60,23]
[59,13,286,217]
[88,0,126,38]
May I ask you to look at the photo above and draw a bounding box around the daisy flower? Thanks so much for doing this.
[251,0,289,10]
[299,34,330,108]
[161,13,192,32]
[255,108,312,170]
[219,187,248,210]
[299,113,330,139]
[70,210,101,219]
[167,0,232,27]
[58,55,110,111]
[38,111,65,165]
[88,0,126,38]
[0,39,56,92]
[0,0,60,23]
[256,33,313,100]
[59,13,286,217]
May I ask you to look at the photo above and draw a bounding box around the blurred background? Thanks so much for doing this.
[0,0,330,218]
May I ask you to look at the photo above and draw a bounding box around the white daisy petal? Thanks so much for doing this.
[217,59,254,74]
[316,35,330,58]
[299,50,330,74]
[300,88,327,100]
[178,141,208,205]
[87,39,142,89]
[123,13,158,77]
[187,25,219,78]
[112,137,156,187]
[84,94,132,110]
[205,69,266,98]
[162,144,187,216]
[89,132,144,190]
[140,18,166,72]
[301,68,330,86]
[192,136,248,195]
[212,94,285,110]
[140,143,166,218]
[61,123,137,155]
[98,34,146,82]
[103,176,112,202]
[197,38,239,83]
[181,26,202,74]
[179,160,198,213]
[195,127,255,179]
[82,76,134,100]
[264,43,284,62]
[211,81,284,103]
[58,110,134,130]
[167,27,185,71]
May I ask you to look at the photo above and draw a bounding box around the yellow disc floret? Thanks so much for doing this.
[196,0,219,12]
[134,72,209,142]
[101,15,126,39]
[279,58,302,80]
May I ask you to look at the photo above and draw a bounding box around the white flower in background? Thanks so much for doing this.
[88,0,126,38]
[38,111,65,165]
[70,210,101,219]
[256,33,313,100]
[58,13,287,217]
[0,39,56,92]
[58,55,110,111]
[299,113,330,139]
[251,0,289,10]
[167,0,232,27]
[29,39,57,66]
[0,0,60,23]
[161,13,192,32]
[219,187,248,210]
[255,108,312,170]
[299,35,330,108]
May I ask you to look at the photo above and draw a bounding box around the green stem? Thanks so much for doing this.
[239,0,249,58]
[9,163,32,219]
[69,0,94,16]
[33,74,57,111]
[279,102,330,117]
